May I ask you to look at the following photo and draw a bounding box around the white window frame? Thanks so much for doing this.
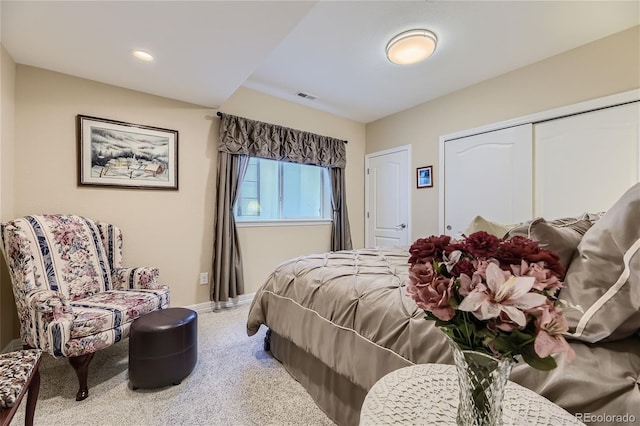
[235,158,333,226]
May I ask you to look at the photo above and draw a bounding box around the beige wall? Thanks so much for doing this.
[14,65,217,314]
[366,25,640,240]
[1,45,18,349]
[9,67,364,337]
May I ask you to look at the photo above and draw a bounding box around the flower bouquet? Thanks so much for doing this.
[406,231,575,425]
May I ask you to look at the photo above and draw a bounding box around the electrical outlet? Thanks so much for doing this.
[199,272,209,285]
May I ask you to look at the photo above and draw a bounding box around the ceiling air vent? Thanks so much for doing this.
[296,92,317,101]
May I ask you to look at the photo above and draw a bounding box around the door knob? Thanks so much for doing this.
[446,225,452,230]
[396,223,407,229]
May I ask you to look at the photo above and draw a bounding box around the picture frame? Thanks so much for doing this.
[77,115,178,190]
[416,165,433,188]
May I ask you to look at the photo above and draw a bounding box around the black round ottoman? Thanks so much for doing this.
[129,307,198,390]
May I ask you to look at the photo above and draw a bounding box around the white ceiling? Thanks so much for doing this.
[2,1,638,123]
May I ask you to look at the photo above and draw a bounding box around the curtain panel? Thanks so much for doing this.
[212,113,352,302]
[329,167,353,251]
[212,153,249,303]
[218,113,347,169]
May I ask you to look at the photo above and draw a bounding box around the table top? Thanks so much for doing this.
[359,364,584,425]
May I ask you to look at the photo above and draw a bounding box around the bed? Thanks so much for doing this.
[246,183,640,426]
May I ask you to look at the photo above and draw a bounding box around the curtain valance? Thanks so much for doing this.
[218,113,347,169]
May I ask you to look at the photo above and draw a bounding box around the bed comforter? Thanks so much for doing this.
[247,247,640,424]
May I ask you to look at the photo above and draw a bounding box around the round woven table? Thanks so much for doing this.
[359,364,584,425]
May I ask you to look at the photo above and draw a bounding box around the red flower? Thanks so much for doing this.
[462,231,501,258]
[497,236,565,278]
[408,235,451,266]
[451,258,475,277]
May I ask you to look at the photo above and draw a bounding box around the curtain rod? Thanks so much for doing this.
[216,111,348,144]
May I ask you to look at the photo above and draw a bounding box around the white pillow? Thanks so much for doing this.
[464,216,520,238]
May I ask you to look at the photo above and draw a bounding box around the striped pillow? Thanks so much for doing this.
[560,183,640,342]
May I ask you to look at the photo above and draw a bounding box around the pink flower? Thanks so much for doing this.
[511,260,562,292]
[408,262,436,287]
[490,311,520,332]
[458,273,484,297]
[532,304,576,362]
[458,263,547,327]
[406,263,455,321]
[472,259,499,280]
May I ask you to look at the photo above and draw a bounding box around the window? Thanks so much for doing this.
[235,157,332,222]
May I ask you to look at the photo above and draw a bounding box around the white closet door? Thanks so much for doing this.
[444,124,533,237]
[534,102,640,218]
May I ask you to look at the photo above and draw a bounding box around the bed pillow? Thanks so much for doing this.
[464,216,520,238]
[584,211,606,225]
[559,182,640,343]
[505,216,592,273]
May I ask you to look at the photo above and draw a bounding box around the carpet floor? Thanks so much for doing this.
[9,305,334,426]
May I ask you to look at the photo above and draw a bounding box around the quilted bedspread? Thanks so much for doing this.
[246,247,640,422]
[247,247,453,390]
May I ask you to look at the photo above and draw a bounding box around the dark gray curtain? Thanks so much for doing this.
[218,113,346,168]
[212,152,249,303]
[330,167,353,251]
[213,113,352,301]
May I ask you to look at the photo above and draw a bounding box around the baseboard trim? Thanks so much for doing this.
[186,292,255,313]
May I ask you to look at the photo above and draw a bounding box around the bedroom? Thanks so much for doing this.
[0,1,639,424]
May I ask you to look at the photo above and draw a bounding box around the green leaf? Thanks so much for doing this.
[520,344,558,371]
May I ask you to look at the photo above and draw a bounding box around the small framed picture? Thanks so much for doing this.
[417,165,433,188]
[77,115,178,190]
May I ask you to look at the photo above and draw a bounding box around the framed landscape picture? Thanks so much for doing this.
[77,115,178,189]
[417,165,433,188]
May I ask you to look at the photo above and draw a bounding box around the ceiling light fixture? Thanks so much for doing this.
[132,50,154,62]
[386,29,437,65]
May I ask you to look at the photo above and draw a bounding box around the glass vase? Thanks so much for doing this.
[448,340,514,426]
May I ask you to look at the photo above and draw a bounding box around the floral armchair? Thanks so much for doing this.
[0,214,170,400]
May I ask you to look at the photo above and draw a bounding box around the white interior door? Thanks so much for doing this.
[443,124,533,236]
[534,102,640,218]
[366,146,410,248]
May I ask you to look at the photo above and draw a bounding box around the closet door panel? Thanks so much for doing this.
[534,102,640,218]
[444,124,532,237]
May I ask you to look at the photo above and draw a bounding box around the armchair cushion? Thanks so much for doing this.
[69,289,170,339]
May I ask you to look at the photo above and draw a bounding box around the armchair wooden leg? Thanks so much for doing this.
[24,369,40,426]
[69,353,95,401]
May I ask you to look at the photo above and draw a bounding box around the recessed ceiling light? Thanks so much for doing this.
[386,29,437,65]
[132,50,154,62]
